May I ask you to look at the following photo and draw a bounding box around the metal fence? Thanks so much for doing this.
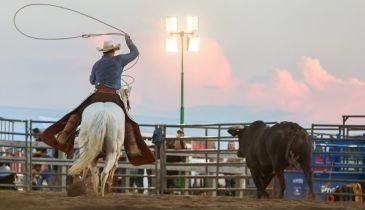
[0,118,258,197]
[310,121,365,200]
[0,117,364,200]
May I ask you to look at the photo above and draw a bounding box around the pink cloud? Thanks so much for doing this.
[130,34,239,110]
[246,68,309,112]
[243,56,365,124]
[184,38,240,106]
[299,56,342,90]
[350,78,365,87]
[186,39,239,90]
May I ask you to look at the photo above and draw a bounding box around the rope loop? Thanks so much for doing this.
[13,3,138,85]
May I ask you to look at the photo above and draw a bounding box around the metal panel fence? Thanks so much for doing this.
[0,117,364,200]
[310,122,365,200]
[0,118,258,197]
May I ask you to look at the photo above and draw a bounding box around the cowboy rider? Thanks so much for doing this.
[56,33,139,145]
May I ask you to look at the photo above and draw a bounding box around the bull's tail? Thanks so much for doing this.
[285,133,297,165]
[68,111,108,175]
[285,127,308,166]
[284,124,315,199]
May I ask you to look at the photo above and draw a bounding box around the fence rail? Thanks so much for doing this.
[0,118,364,200]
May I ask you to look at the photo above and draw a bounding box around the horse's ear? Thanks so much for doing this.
[127,85,132,94]
[117,86,132,110]
[124,86,132,110]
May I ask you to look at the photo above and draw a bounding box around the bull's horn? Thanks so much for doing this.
[227,125,245,137]
[228,125,245,130]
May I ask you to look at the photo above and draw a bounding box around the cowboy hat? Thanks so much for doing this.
[97,41,121,52]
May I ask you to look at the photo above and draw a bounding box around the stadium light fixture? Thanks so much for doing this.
[186,16,199,32]
[165,16,178,33]
[165,16,200,125]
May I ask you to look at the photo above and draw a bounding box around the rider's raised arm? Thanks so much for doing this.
[117,34,139,67]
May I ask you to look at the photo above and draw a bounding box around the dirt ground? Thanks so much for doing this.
[0,190,364,210]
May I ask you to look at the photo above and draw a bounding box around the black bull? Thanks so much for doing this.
[228,121,315,199]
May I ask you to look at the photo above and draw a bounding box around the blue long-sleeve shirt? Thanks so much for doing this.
[90,38,139,89]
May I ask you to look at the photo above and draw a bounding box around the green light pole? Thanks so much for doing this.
[179,31,185,125]
[165,16,200,125]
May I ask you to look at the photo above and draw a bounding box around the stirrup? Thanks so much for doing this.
[126,150,143,158]
[56,132,71,145]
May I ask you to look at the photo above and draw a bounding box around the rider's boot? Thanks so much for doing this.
[57,114,80,144]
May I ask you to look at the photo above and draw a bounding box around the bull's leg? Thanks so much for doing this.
[263,174,274,189]
[250,169,269,198]
[299,159,315,200]
[274,169,285,198]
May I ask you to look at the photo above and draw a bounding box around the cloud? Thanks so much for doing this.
[184,38,240,106]
[130,35,239,111]
[299,57,342,90]
[243,56,365,124]
[245,68,309,113]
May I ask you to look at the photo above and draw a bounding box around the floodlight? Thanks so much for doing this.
[186,16,199,32]
[165,16,178,33]
[165,36,178,52]
[187,36,200,52]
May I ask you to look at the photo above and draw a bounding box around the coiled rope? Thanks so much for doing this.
[13,3,138,86]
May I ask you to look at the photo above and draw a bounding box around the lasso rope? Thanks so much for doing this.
[13,3,138,86]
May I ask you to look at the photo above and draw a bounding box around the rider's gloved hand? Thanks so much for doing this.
[124,33,130,41]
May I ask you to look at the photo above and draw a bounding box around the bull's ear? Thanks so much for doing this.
[227,126,244,137]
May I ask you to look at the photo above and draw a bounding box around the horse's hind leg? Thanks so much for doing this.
[81,168,89,181]
[101,152,118,196]
[106,150,120,193]
[90,161,99,196]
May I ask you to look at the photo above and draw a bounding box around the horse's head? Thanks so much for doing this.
[117,86,132,110]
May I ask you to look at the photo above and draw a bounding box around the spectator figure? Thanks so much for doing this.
[151,125,163,159]
[31,128,42,141]
[147,126,163,190]
[31,128,47,153]
[0,163,16,190]
[32,149,53,190]
[165,129,186,192]
[129,168,144,194]
[31,128,52,190]
[224,141,240,196]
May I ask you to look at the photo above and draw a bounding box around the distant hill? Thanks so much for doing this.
[0,104,293,125]
[0,106,66,121]
[0,104,308,141]
[185,104,291,124]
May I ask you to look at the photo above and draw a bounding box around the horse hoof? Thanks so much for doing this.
[105,184,113,193]
[66,181,86,197]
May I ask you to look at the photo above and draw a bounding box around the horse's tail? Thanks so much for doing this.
[68,110,108,175]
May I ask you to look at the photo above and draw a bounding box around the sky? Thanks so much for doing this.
[1,0,365,126]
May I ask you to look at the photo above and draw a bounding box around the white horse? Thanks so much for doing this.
[68,100,125,196]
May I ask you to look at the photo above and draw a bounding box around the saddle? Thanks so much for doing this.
[42,91,155,166]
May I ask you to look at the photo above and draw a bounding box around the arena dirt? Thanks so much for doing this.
[0,191,363,210]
